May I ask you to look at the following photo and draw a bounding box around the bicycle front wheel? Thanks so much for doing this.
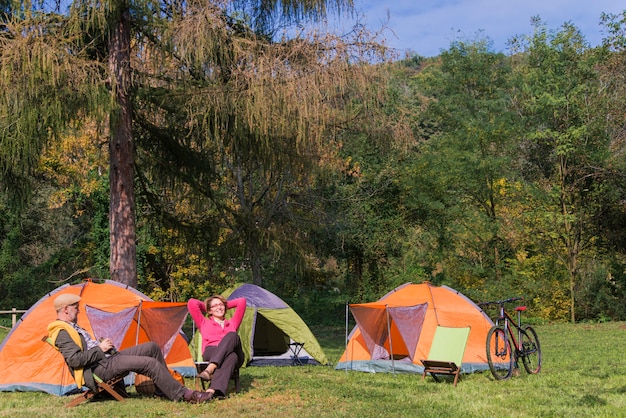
[486,326,513,380]
[520,325,542,374]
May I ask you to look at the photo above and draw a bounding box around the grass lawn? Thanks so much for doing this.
[1,322,625,417]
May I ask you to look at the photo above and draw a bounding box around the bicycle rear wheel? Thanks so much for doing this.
[520,325,541,374]
[486,326,513,380]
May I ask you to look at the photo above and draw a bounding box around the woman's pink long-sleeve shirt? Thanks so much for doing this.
[187,297,246,353]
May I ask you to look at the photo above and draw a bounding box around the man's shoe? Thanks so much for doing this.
[188,390,214,404]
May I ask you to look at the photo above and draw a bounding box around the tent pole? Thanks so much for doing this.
[135,300,142,346]
[345,303,349,373]
[386,304,394,376]
[427,282,440,325]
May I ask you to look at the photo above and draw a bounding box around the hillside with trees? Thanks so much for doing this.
[1,3,626,325]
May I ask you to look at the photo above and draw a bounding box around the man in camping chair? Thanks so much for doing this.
[48,294,213,404]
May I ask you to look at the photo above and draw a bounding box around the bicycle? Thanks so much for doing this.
[478,297,542,380]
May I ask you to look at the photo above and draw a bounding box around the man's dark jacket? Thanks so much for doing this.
[55,329,107,391]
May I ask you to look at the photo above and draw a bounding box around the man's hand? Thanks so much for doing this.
[98,338,115,353]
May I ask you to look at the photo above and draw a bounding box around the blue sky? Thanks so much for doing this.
[350,0,625,57]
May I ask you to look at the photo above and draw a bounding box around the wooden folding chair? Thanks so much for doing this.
[63,374,127,408]
[420,326,471,387]
[42,336,127,407]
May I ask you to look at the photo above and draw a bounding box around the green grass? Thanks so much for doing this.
[1,322,626,417]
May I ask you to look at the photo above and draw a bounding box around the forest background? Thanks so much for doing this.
[2,0,626,327]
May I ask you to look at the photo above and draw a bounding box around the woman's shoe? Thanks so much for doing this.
[198,369,213,381]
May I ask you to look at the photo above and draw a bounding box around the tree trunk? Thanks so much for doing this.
[249,238,263,287]
[108,3,136,288]
[559,158,577,323]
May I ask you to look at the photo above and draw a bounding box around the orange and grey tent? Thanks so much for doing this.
[335,282,494,374]
[0,279,195,396]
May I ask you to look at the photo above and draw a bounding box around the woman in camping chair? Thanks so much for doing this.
[187,294,246,399]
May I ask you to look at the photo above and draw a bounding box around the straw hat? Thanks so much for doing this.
[54,294,81,311]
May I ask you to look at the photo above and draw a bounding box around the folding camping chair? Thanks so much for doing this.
[42,336,127,407]
[195,362,241,393]
[193,332,241,394]
[420,326,471,387]
[288,341,305,366]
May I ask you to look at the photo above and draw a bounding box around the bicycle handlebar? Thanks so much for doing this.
[477,297,523,307]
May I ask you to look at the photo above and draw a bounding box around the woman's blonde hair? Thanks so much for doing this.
[204,294,227,315]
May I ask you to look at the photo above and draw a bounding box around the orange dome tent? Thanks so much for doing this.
[0,279,195,396]
[335,282,494,374]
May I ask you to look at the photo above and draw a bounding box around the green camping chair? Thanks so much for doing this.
[192,331,241,394]
[420,326,471,387]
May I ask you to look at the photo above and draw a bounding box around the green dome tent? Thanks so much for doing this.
[221,284,329,366]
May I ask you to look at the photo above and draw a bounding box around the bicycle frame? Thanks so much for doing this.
[493,303,526,363]
[482,296,541,380]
